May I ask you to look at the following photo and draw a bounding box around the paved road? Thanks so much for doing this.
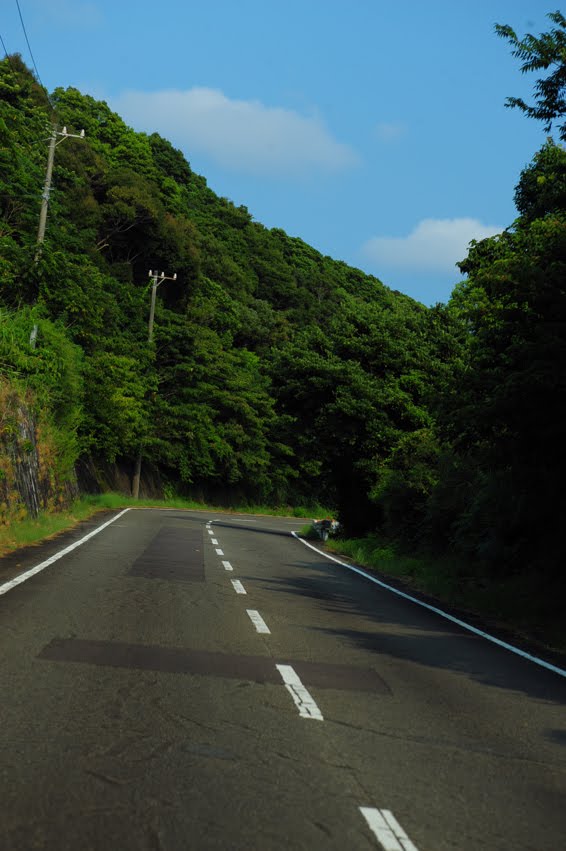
[0,508,565,850]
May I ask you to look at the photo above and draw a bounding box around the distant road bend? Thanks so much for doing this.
[0,508,565,850]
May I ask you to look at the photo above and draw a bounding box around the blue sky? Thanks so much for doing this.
[2,0,550,304]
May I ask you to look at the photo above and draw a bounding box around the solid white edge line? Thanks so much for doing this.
[246,609,271,634]
[275,663,323,720]
[0,509,132,597]
[231,579,246,594]
[222,560,233,571]
[291,532,566,680]
[359,808,420,851]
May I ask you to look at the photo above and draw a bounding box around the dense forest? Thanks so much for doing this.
[1,12,565,618]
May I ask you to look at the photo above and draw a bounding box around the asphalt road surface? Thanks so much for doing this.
[0,508,565,850]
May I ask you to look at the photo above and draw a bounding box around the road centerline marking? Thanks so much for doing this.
[231,579,246,594]
[246,609,271,634]
[359,808,420,851]
[276,664,323,720]
[211,538,219,545]
[222,560,233,571]
[215,548,224,556]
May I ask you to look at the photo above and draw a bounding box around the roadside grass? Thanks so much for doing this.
[298,523,318,539]
[323,534,566,654]
[324,535,460,598]
[0,502,95,556]
[0,494,332,558]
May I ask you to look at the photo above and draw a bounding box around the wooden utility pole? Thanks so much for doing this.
[132,269,177,499]
[35,125,85,261]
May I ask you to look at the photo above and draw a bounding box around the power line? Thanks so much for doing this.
[0,31,21,75]
[14,0,45,91]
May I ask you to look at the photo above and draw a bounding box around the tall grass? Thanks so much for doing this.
[325,535,460,598]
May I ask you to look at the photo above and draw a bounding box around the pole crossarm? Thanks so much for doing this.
[35,124,85,260]
[147,269,177,343]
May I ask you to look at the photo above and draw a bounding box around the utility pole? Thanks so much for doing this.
[35,124,85,261]
[147,269,177,343]
[132,269,177,499]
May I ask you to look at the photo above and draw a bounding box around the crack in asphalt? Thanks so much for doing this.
[84,768,129,787]
[325,715,566,769]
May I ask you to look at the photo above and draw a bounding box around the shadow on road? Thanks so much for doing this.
[251,557,566,706]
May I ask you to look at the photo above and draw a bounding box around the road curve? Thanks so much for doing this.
[0,508,565,850]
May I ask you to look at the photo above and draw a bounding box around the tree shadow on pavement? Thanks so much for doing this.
[252,558,566,706]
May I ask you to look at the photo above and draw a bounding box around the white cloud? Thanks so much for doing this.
[362,217,503,273]
[111,87,359,177]
[374,121,406,142]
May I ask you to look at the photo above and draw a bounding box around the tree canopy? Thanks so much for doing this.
[496,10,566,140]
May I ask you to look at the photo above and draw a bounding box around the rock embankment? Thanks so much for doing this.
[0,379,77,524]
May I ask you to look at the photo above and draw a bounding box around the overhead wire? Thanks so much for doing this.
[1,30,23,78]
[14,0,45,90]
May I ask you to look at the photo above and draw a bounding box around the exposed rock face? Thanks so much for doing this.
[6,397,41,517]
[0,380,77,523]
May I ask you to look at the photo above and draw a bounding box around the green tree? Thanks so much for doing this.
[496,11,566,140]
[440,203,566,574]
[514,138,566,220]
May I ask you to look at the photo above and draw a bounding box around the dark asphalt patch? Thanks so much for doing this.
[129,527,204,582]
[38,638,390,694]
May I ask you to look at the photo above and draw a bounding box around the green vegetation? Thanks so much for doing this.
[325,535,461,598]
[1,50,450,519]
[0,497,98,555]
[496,10,566,140]
[1,11,566,649]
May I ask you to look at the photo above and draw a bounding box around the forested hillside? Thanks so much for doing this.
[1,11,566,624]
[0,56,457,520]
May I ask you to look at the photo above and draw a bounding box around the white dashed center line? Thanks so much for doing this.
[222,560,233,571]
[275,664,323,721]
[231,579,247,594]
[207,529,214,536]
[215,548,224,556]
[211,538,219,545]
[246,609,271,634]
[359,808,420,851]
